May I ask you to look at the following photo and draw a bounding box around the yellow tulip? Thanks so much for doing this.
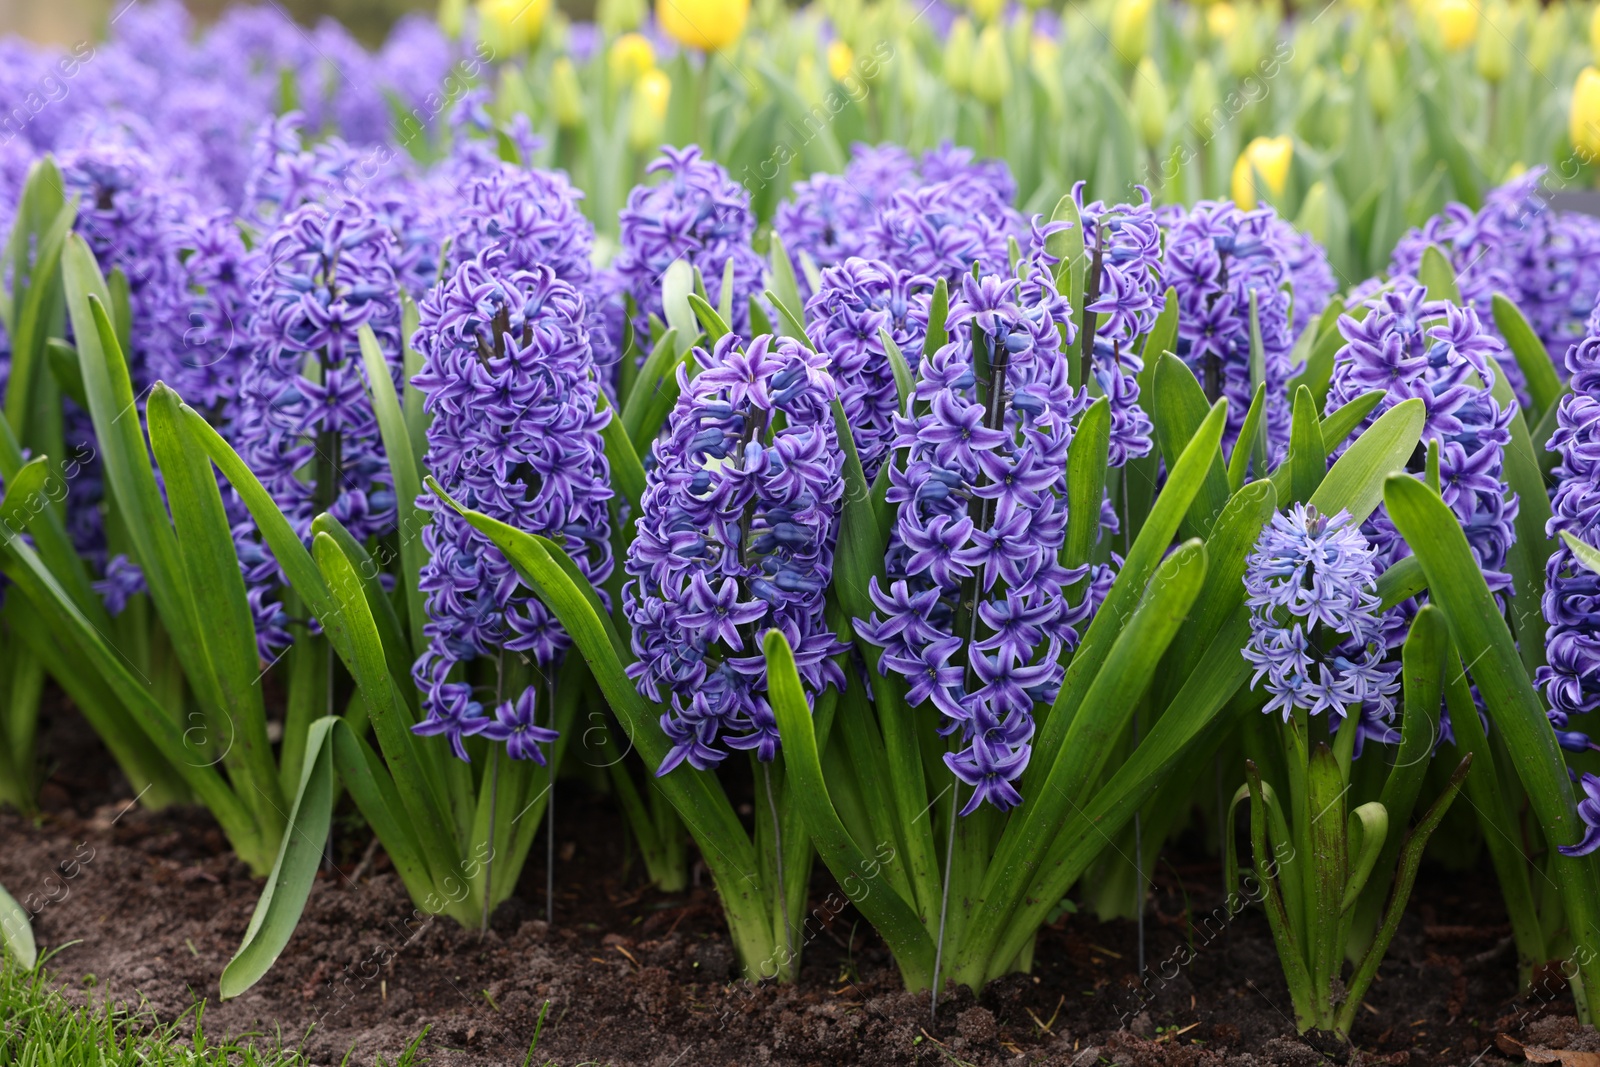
[609,32,655,85]
[1232,135,1292,209]
[1110,0,1153,64]
[629,68,673,150]
[1475,9,1510,83]
[827,40,856,81]
[656,0,749,52]
[1432,0,1478,51]
[1030,33,1060,73]
[477,0,550,56]
[1206,3,1237,40]
[971,24,1012,106]
[552,58,583,127]
[944,17,976,93]
[971,0,1004,25]
[1132,57,1168,148]
[1366,38,1398,121]
[1572,66,1600,161]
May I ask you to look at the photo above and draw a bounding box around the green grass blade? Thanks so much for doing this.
[1063,398,1110,569]
[1226,383,1267,494]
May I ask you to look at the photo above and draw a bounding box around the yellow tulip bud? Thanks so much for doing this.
[1109,0,1153,64]
[827,39,856,81]
[439,0,467,39]
[656,0,749,52]
[1432,0,1478,51]
[1475,10,1510,82]
[1030,32,1060,74]
[1366,38,1397,122]
[628,68,672,151]
[477,0,550,56]
[1189,59,1221,135]
[1206,3,1237,40]
[1572,66,1600,161]
[1226,3,1260,78]
[551,57,583,127]
[1132,58,1168,148]
[971,0,1004,25]
[971,24,1012,106]
[1296,181,1331,247]
[1529,6,1564,75]
[944,17,976,93]
[1231,135,1292,209]
[609,32,655,85]
[597,0,647,34]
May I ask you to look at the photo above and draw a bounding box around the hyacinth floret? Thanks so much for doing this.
[1560,773,1600,857]
[1074,181,1160,467]
[615,146,764,342]
[624,333,848,774]
[408,250,614,763]
[869,178,1022,282]
[1161,199,1297,458]
[1538,303,1600,718]
[856,261,1098,814]
[233,199,404,654]
[446,162,594,284]
[1242,504,1399,735]
[1482,169,1600,360]
[1326,279,1517,592]
[167,209,260,420]
[805,256,932,480]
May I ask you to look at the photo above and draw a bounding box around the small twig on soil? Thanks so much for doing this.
[351,836,381,882]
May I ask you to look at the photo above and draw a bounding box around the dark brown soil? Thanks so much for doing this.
[1,698,1591,1066]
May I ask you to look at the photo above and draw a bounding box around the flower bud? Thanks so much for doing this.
[609,32,655,86]
[1529,5,1564,75]
[552,57,583,128]
[628,68,672,151]
[1226,4,1261,79]
[1572,66,1600,161]
[1366,38,1397,121]
[1296,180,1331,246]
[656,0,749,52]
[1475,7,1511,83]
[1110,0,1153,64]
[944,17,976,93]
[1206,3,1237,41]
[827,39,856,81]
[971,24,1012,105]
[1132,57,1168,148]
[972,0,1004,26]
[1432,0,1478,52]
[597,0,647,35]
[477,0,550,56]
[1188,58,1221,134]
[1231,134,1292,209]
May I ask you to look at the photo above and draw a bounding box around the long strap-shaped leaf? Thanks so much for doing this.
[0,880,36,969]
[423,480,765,916]
[1487,353,1556,676]
[146,384,283,830]
[1385,474,1600,1017]
[61,243,234,741]
[219,716,336,1000]
[358,323,428,659]
[1026,398,1226,791]
[764,630,935,988]
[956,539,1209,987]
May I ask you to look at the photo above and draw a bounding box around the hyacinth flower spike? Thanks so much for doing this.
[1230,503,1471,1036]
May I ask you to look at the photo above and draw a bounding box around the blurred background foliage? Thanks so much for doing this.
[0,0,482,45]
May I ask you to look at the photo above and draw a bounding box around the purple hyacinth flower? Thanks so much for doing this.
[478,688,562,764]
[855,257,1103,814]
[624,333,848,774]
[407,249,614,764]
[1559,773,1600,857]
[615,146,765,343]
[1242,504,1399,742]
[1160,199,1297,459]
